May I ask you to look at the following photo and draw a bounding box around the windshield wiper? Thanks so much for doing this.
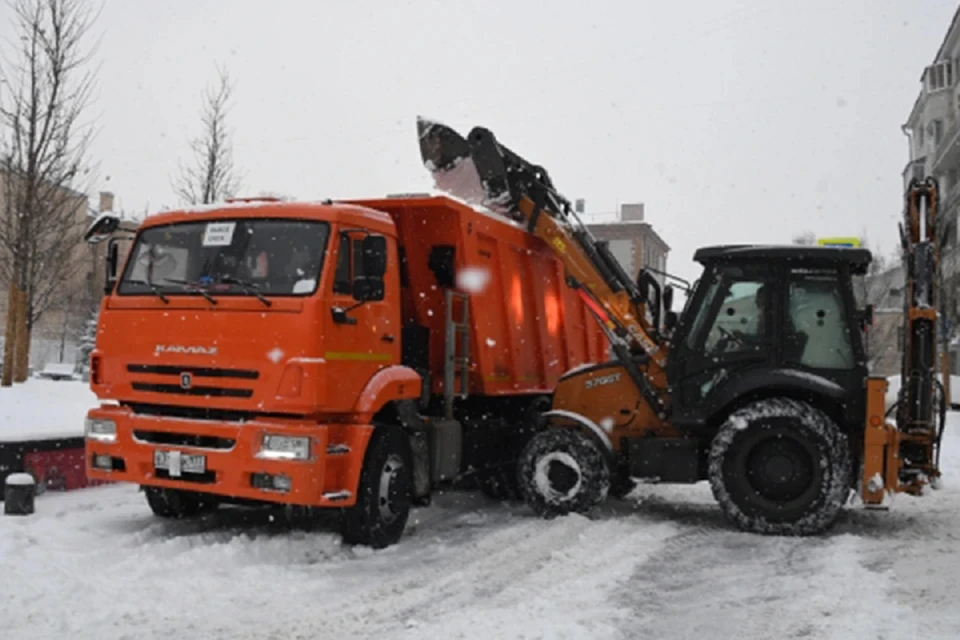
[163,278,218,305]
[124,279,169,304]
[218,275,272,307]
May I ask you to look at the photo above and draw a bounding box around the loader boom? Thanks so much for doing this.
[418,118,670,416]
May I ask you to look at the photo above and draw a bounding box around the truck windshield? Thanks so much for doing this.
[117,219,330,297]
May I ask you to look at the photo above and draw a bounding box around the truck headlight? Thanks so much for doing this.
[85,418,116,443]
[259,434,311,460]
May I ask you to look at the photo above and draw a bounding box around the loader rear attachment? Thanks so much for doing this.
[861,177,947,505]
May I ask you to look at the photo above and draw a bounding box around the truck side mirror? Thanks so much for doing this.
[664,311,678,332]
[85,214,120,244]
[362,235,387,278]
[860,303,874,329]
[352,277,384,302]
[104,240,120,294]
[663,284,674,313]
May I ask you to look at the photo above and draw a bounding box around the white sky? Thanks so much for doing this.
[3,0,957,283]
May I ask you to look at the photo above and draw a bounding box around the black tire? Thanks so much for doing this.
[708,398,851,535]
[144,486,218,519]
[340,425,413,549]
[517,428,610,518]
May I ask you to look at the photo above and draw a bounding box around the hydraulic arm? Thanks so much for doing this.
[417,118,670,417]
[896,177,946,491]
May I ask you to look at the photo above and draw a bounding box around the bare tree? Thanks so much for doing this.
[0,0,100,385]
[172,66,240,205]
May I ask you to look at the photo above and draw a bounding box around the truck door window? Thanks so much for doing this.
[333,236,372,295]
[785,270,854,369]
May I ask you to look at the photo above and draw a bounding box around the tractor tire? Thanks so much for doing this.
[518,428,610,518]
[144,487,218,519]
[340,424,414,549]
[708,397,851,536]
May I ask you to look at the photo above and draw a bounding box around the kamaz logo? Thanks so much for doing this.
[585,373,621,390]
[154,344,218,355]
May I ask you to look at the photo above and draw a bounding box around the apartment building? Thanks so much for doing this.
[0,183,137,368]
[584,202,671,290]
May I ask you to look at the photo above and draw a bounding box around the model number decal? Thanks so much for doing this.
[585,373,621,389]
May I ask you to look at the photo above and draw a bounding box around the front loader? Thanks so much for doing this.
[418,117,946,535]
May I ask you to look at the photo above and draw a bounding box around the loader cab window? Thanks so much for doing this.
[685,266,770,356]
[785,269,855,369]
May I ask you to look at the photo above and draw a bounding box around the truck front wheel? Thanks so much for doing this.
[340,424,414,549]
[144,486,218,518]
[517,428,610,518]
[708,398,851,535]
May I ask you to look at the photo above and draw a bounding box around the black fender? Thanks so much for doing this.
[677,368,850,431]
[539,409,617,471]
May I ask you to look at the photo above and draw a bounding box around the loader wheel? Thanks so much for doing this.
[144,487,218,519]
[518,428,610,518]
[708,398,851,536]
[340,424,413,549]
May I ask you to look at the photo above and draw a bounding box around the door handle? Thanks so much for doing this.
[381,334,395,343]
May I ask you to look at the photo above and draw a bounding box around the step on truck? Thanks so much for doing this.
[82,194,608,548]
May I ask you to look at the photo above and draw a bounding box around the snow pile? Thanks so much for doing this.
[0,378,97,442]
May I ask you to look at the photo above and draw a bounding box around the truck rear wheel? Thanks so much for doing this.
[517,428,610,518]
[144,486,218,519]
[708,398,851,535]
[340,424,413,549]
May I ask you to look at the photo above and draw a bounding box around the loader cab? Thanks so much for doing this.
[667,245,872,431]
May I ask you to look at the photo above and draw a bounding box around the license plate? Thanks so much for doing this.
[154,450,206,477]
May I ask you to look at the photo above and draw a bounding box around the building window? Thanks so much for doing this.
[926,60,954,92]
[928,120,944,146]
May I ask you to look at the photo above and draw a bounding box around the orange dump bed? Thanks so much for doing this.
[352,196,609,397]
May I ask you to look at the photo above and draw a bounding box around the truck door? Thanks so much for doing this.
[325,231,400,413]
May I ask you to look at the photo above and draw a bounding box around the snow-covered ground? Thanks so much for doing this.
[1,382,960,639]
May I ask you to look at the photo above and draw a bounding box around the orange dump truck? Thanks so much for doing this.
[82,194,607,547]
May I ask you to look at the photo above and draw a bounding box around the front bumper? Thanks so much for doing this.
[84,405,373,507]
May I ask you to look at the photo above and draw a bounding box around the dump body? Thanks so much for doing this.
[349,195,609,396]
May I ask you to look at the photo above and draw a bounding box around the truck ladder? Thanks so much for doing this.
[444,289,471,419]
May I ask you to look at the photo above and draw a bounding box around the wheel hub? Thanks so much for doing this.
[745,437,815,503]
[534,452,582,502]
[378,454,405,524]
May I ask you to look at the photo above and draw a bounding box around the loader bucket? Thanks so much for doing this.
[417,117,517,219]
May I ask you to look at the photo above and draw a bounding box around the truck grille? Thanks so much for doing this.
[127,364,259,379]
[133,430,236,450]
[127,363,258,399]
[131,383,253,398]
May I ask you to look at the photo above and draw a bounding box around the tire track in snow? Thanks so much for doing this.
[612,488,920,640]
[279,511,677,639]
